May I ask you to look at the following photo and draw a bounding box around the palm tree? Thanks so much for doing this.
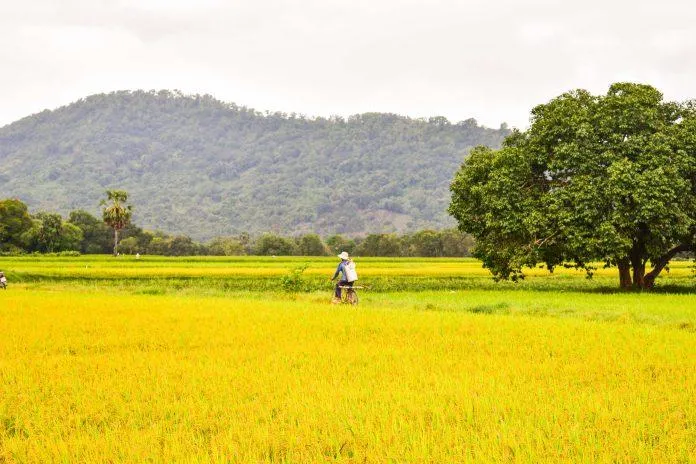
[101,190,132,256]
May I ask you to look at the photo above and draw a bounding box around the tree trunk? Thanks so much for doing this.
[618,259,632,289]
[113,228,119,256]
[618,243,691,290]
[644,243,691,289]
[631,257,646,289]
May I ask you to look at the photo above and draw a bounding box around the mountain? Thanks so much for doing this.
[0,90,508,240]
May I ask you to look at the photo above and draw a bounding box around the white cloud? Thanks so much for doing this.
[1,0,695,129]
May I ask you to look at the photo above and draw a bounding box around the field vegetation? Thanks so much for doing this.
[0,256,694,462]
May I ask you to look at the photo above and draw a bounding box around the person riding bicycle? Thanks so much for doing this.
[330,251,358,303]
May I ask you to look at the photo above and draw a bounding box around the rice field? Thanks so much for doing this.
[3,255,694,279]
[0,256,694,462]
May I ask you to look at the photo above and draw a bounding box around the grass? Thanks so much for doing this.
[0,256,694,462]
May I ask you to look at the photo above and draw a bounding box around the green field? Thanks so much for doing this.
[0,256,694,462]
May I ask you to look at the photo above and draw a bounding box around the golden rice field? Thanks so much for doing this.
[0,256,694,462]
[4,255,694,279]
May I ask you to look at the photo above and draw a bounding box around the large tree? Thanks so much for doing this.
[296,234,329,256]
[22,212,83,253]
[101,190,133,256]
[0,198,33,252]
[68,210,112,254]
[253,233,298,256]
[449,83,696,289]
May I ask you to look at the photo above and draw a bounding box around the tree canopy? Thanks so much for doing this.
[0,198,33,252]
[449,83,696,289]
[22,212,83,253]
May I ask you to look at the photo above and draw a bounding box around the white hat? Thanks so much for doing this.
[337,251,350,260]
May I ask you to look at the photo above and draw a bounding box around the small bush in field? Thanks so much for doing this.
[280,264,309,292]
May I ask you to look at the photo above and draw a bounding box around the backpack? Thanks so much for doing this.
[345,260,358,282]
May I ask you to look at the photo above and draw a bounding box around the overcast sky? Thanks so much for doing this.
[1,0,695,129]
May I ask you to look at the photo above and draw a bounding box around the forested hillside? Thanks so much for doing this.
[0,91,508,239]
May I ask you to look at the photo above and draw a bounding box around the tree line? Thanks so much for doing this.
[0,197,473,257]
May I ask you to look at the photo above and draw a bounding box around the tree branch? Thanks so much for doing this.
[644,243,692,288]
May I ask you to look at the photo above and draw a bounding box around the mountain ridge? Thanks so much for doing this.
[0,90,508,240]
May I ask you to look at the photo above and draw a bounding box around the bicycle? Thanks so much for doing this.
[337,285,366,305]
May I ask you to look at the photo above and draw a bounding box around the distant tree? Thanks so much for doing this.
[123,226,157,253]
[68,210,111,254]
[296,234,329,256]
[59,223,84,252]
[0,198,33,252]
[254,233,298,256]
[407,230,443,257]
[117,237,140,254]
[377,234,404,257]
[457,118,478,129]
[440,229,474,257]
[22,212,83,253]
[449,83,696,289]
[325,235,356,255]
[25,213,62,253]
[147,235,169,255]
[208,236,246,256]
[237,232,253,254]
[138,230,157,251]
[356,234,404,257]
[101,190,132,256]
[428,116,451,127]
[167,235,199,256]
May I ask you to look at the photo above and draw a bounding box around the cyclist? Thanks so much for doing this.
[330,251,358,303]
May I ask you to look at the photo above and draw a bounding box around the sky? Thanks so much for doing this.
[1,0,695,130]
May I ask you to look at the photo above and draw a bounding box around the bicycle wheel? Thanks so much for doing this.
[346,288,359,305]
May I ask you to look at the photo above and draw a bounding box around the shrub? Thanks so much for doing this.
[280,264,309,292]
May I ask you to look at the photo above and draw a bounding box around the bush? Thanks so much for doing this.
[0,245,26,256]
[280,264,309,292]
